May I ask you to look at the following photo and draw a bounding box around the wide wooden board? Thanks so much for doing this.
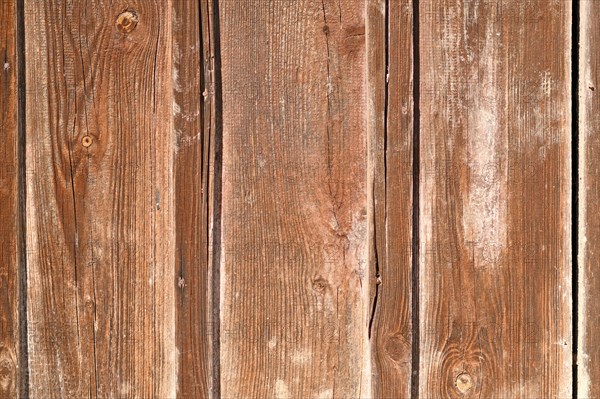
[419,1,572,397]
[24,1,177,396]
[219,0,372,397]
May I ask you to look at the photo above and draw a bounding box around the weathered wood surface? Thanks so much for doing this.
[367,0,414,398]
[25,1,177,397]
[579,1,600,397]
[219,0,372,397]
[0,0,586,397]
[419,1,572,397]
[173,0,214,397]
[0,0,21,397]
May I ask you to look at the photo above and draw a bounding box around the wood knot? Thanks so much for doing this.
[455,373,473,394]
[384,334,410,362]
[116,10,138,34]
[311,276,329,294]
[0,356,14,392]
[82,135,93,147]
[85,299,95,310]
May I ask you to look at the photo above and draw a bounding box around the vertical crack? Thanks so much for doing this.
[208,0,223,397]
[411,0,420,397]
[368,0,390,342]
[16,0,29,395]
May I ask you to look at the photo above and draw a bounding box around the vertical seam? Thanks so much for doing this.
[16,0,29,396]
[410,0,420,397]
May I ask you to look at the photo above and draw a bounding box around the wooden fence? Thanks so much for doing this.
[0,0,595,397]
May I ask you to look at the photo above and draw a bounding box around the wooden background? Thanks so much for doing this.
[0,0,592,397]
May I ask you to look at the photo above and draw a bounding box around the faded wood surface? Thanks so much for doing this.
[0,0,20,397]
[0,0,588,397]
[367,0,414,398]
[219,0,371,397]
[25,1,177,397]
[579,1,600,397]
[419,1,572,397]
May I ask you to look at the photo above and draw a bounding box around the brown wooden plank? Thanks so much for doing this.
[0,0,21,397]
[419,1,572,397]
[25,1,177,397]
[579,1,600,396]
[219,0,371,397]
[172,0,213,397]
[367,0,414,397]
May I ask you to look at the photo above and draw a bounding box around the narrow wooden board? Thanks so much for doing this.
[367,0,414,397]
[0,0,21,396]
[419,1,572,397]
[579,1,600,397]
[219,0,371,397]
[172,0,213,397]
[25,1,177,397]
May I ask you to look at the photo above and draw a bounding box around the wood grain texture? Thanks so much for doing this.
[25,1,177,397]
[419,1,572,397]
[172,0,213,397]
[0,0,21,397]
[219,0,371,397]
[367,0,414,397]
[579,1,600,397]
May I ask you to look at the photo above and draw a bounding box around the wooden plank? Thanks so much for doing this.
[367,0,414,397]
[219,0,371,397]
[579,1,600,397]
[419,1,572,397]
[172,0,213,397]
[25,1,177,397]
[0,0,21,397]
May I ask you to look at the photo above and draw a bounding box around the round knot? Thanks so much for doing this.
[82,135,93,147]
[455,373,473,394]
[116,10,138,34]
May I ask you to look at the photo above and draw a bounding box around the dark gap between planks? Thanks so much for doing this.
[17,0,29,395]
[572,0,580,397]
[411,0,421,398]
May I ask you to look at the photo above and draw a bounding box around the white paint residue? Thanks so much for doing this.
[290,349,312,365]
[120,382,131,396]
[315,388,333,399]
[463,18,507,262]
[172,66,182,92]
[275,379,290,399]
[541,71,554,98]
[172,101,181,115]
